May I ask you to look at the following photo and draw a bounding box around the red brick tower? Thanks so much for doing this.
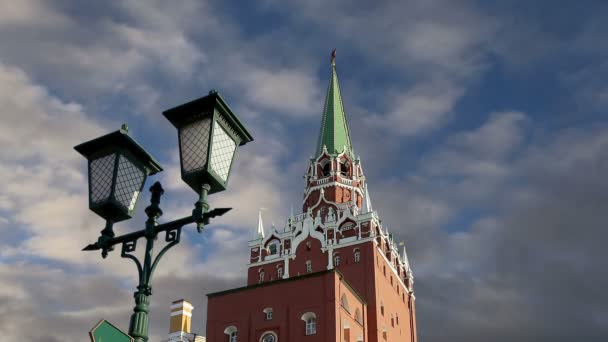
[205,52,417,342]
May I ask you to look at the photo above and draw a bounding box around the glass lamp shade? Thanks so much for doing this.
[163,90,253,195]
[75,126,163,222]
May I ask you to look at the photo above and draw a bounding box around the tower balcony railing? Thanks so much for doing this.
[315,177,330,185]
[339,178,353,186]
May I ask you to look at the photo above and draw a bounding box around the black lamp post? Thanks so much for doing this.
[75,90,253,342]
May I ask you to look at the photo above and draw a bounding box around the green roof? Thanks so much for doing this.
[315,57,354,157]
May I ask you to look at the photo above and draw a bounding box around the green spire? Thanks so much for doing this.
[315,50,354,157]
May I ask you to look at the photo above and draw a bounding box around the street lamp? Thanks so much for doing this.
[76,90,253,342]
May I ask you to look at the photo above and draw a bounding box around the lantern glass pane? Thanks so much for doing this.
[180,117,212,174]
[114,154,145,211]
[210,121,237,182]
[90,153,117,204]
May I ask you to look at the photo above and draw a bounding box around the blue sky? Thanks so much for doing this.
[0,1,607,341]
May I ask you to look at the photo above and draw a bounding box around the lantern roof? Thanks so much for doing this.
[315,50,354,157]
[74,125,163,175]
[163,90,254,146]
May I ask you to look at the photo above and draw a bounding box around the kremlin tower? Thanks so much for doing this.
[204,51,417,342]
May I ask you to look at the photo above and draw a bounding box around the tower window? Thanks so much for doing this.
[301,312,317,335]
[334,254,341,266]
[355,308,362,324]
[267,240,280,255]
[320,160,330,176]
[340,160,350,176]
[354,249,361,263]
[258,269,264,283]
[263,308,273,321]
[391,314,394,327]
[340,294,350,313]
[306,317,317,335]
[380,301,384,316]
[306,260,312,273]
[277,267,283,279]
[224,326,238,342]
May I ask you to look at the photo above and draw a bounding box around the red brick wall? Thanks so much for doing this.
[207,271,366,342]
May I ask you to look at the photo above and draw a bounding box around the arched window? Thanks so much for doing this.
[277,266,283,279]
[380,301,384,316]
[391,314,394,327]
[396,313,399,325]
[340,294,350,313]
[306,260,312,273]
[267,240,280,255]
[334,254,341,266]
[355,308,362,324]
[263,308,273,320]
[224,326,238,342]
[354,249,361,263]
[258,269,264,283]
[340,159,350,176]
[320,160,330,176]
[260,332,277,342]
[301,312,317,335]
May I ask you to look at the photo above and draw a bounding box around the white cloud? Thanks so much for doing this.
[380,79,465,136]
[0,0,68,28]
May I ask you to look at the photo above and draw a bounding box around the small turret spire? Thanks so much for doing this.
[362,184,373,214]
[256,210,265,239]
[401,243,411,271]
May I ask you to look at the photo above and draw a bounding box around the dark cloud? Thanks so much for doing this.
[380,120,608,341]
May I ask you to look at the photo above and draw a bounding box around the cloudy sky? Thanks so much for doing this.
[1,0,607,341]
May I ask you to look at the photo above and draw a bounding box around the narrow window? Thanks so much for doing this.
[263,308,273,321]
[396,314,399,325]
[224,326,238,342]
[277,267,283,279]
[306,317,317,335]
[391,314,394,327]
[334,254,341,266]
[354,249,361,263]
[340,294,350,313]
[380,302,384,316]
[321,160,330,176]
[302,312,317,335]
[355,308,362,324]
[383,265,386,276]
[259,270,264,283]
[306,260,312,273]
